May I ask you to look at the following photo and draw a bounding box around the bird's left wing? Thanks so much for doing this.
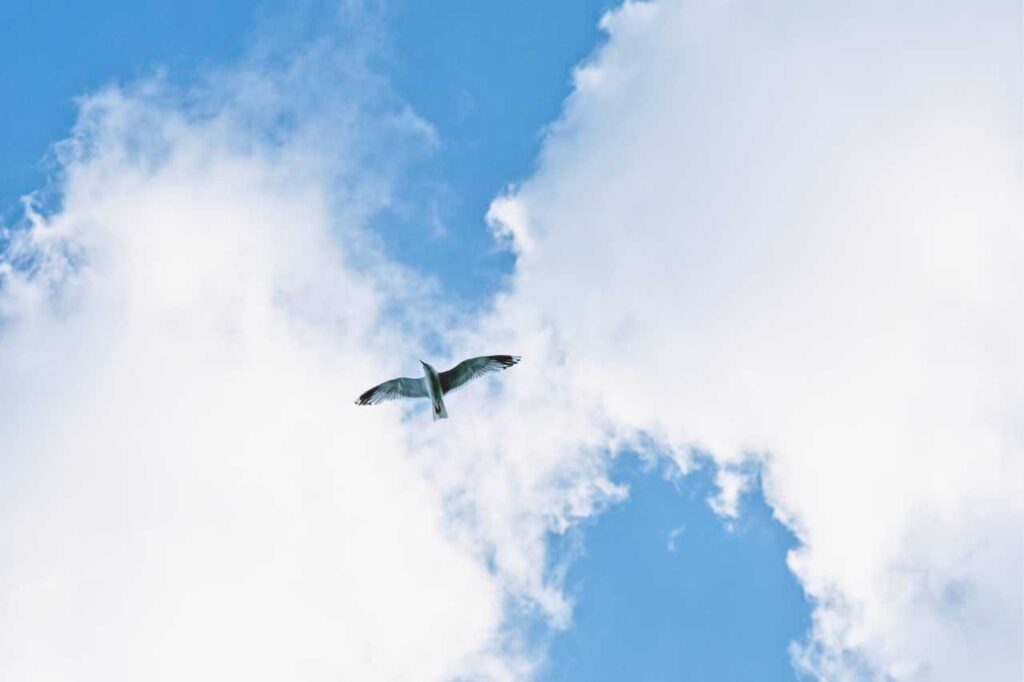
[439,355,521,394]
[355,377,428,405]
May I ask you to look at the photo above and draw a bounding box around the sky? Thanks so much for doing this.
[0,2,1020,682]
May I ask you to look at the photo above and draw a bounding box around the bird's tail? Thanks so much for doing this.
[432,398,448,421]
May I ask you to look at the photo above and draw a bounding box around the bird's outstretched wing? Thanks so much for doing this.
[355,377,428,405]
[439,355,521,394]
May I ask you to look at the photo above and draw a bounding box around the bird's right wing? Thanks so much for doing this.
[355,377,428,405]
[439,355,521,394]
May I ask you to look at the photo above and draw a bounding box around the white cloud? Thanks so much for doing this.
[0,41,569,680]
[487,0,1023,679]
[666,525,686,553]
[0,13,659,678]
[487,191,535,256]
[707,465,750,521]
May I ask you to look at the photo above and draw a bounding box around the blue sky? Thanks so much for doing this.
[541,458,808,682]
[1,2,1018,681]
[1,1,255,209]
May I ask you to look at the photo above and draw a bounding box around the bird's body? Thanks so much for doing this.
[421,361,448,420]
[355,355,521,420]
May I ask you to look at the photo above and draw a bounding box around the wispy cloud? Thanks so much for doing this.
[666,525,686,553]
[0,27,525,680]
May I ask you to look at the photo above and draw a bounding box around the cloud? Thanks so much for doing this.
[707,465,750,521]
[666,525,686,553]
[487,0,1022,679]
[0,10,650,678]
[0,34,546,680]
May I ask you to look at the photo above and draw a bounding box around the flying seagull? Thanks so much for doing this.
[355,355,521,420]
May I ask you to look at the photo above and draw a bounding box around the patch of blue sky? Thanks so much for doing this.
[0,0,289,217]
[540,457,810,682]
[374,0,616,307]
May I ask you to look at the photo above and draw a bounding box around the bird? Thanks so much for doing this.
[355,355,521,421]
